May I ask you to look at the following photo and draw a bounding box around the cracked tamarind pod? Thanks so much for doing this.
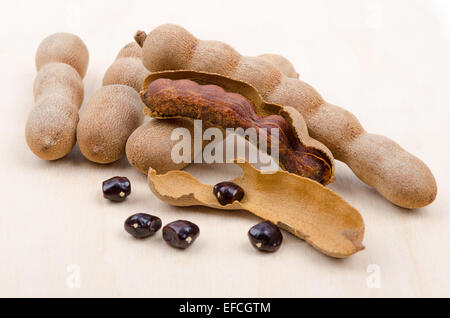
[140,71,334,185]
[126,53,302,176]
[26,33,88,160]
[135,24,437,209]
[148,160,365,258]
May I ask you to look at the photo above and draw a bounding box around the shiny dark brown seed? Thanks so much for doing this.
[124,213,162,238]
[248,221,283,252]
[213,181,245,206]
[102,176,131,202]
[163,220,200,249]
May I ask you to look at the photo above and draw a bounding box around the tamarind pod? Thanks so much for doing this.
[141,72,334,185]
[77,85,144,164]
[135,24,437,209]
[148,160,365,258]
[27,32,88,161]
[126,118,199,174]
[124,49,301,175]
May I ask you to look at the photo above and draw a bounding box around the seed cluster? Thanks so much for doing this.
[103,176,282,252]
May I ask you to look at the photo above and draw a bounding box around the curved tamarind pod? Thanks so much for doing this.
[148,160,365,258]
[135,25,437,209]
[141,71,334,185]
[103,42,150,92]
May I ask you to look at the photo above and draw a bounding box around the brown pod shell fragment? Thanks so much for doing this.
[141,71,334,185]
[148,160,365,258]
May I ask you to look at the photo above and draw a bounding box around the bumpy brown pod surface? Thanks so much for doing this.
[141,71,334,185]
[148,160,364,258]
[103,42,150,92]
[126,118,199,174]
[26,33,88,161]
[77,85,144,164]
[136,24,437,209]
[36,32,89,79]
[258,54,299,79]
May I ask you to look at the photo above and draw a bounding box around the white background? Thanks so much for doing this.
[0,0,449,297]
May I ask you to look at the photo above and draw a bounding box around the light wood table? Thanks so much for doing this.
[0,0,448,297]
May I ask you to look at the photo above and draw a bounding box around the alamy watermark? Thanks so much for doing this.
[170,120,280,171]
[366,264,381,289]
[66,264,81,289]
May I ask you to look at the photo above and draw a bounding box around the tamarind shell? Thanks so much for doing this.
[148,160,365,258]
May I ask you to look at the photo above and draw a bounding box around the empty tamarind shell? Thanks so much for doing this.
[148,160,364,258]
[140,70,334,185]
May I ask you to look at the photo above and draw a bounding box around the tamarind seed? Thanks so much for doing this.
[163,220,200,249]
[102,176,131,202]
[248,221,283,252]
[124,213,162,238]
[213,182,245,206]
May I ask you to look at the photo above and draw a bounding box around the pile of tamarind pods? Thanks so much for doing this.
[25,25,437,258]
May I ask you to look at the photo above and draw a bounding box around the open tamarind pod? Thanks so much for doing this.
[140,70,334,185]
[148,160,365,258]
[135,24,437,209]
[126,53,300,175]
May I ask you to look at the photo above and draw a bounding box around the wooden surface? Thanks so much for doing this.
[0,0,449,297]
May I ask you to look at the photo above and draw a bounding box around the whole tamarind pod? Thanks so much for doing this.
[103,42,150,92]
[77,85,144,164]
[135,24,437,209]
[78,43,147,164]
[26,33,88,160]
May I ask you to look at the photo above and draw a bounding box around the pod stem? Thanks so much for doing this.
[134,31,147,48]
